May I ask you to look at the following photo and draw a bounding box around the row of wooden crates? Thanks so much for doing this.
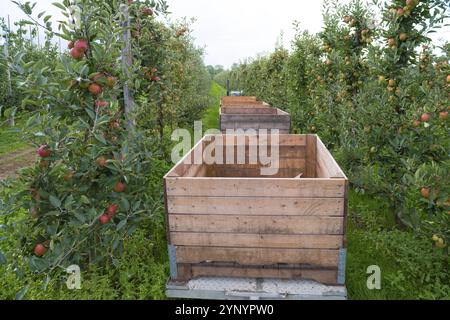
[164,133,348,286]
[220,96,291,134]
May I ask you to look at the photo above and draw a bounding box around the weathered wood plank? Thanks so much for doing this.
[213,158,306,169]
[221,114,290,122]
[221,122,291,131]
[306,134,317,178]
[211,134,306,146]
[165,178,346,198]
[316,137,346,179]
[176,247,340,268]
[180,264,339,285]
[213,168,303,178]
[170,232,343,249]
[222,107,277,115]
[167,196,344,216]
[168,215,344,234]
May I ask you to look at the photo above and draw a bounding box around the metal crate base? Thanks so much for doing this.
[166,277,347,300]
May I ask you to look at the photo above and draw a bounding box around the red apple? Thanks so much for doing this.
[107,204,119,217]
[96,156,107,167]
[34,243,48,257]
[88,83,103,95]
[151,76,161,82]
[439,111,448,120]
[421,113,430,122]
[152,67,158,73]
[37,145,52,158]
[74,39,88,52]
[70,48,84,60]
[388,38,396,48]
[421,187,430,199]
[91,72,105,83]
[142,7,153,16]
[413,120,421,127]
[399,33,408,41]
[95,100,109,108]
[106,76,116,88]
[99,213,111,225]
[63,171,74,181]
[114,182,126,193]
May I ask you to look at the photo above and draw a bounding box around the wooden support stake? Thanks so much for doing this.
[120,4,135,134]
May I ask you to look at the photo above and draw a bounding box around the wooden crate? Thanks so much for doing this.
[220,107,291,133]
[164,134,348,286]
[221,96,258,105]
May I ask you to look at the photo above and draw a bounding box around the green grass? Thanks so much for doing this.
[346,191,449,300]
[0,117,30,155]
[201,81,225,131]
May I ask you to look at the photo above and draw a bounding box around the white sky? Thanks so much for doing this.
[1,0,449,68]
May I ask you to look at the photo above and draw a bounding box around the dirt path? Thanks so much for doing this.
[0,148,36,180]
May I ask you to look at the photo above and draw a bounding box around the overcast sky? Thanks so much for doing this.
[1,0,449,68]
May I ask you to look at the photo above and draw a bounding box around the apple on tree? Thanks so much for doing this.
[34,243,48,257]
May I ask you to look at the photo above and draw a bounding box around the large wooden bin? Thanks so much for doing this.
[164,134,348,286]
[220,97,291,134]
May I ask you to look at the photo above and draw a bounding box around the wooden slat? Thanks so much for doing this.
[213,168,303,178]
[166,178,346,198]
[222,107,277,114]
[221,122,291,131]
[223,146,306,160]
[176,247,340,268]
[182,264,339,285]
[211,134,306,147]
[184,165,206,177]
[316,137,346,179]
[167,196,344,216]
[168,215,344,235]
[170,233,343,249]
[221,114,290,123]
[306,135,317,178]
[213,158,306,169]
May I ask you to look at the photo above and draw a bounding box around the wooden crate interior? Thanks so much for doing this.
[166,135,346,179]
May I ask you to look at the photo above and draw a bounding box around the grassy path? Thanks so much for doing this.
[201,82,226,131]
[0,118,35,180]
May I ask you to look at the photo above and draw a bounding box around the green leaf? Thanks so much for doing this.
[80,195,90,204]
[117,219,127,231]
[121,197,130,211]
[94,133,107,145]
[74,212,86,223]
[52,2,66,11]
[49,195,61,208]
[85,108,95,120]
[15,285,29,300]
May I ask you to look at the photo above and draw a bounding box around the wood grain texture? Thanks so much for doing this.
[306,135,317,178]
[316,137,346,179]
[170,232,343,249]
[175,247,340,267]
[168,215,344,234]
[167,196,344,216]
[212,167,303,178]
[179,264,339,285]
[166,178,346,198]
[222,107,277,115]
